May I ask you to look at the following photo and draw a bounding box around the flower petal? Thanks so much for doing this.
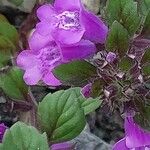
[60,40,96,61]
[43,71,61,86]
[0,123,8,143]
[29,31,52,51]
[37,4,56,21]
[36,21,53,36]
[81,83,92,98]
[17,50,37,70]
[23,66,42,85]
[113,138,129,150]
[125,117,150,148]
[80,8,108,43]
[52,27,85,44]
[54,0,81,11]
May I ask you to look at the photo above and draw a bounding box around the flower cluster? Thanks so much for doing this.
[17,0,108,86]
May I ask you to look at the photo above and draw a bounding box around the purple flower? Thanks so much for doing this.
[113,116,150,150]
[17,42,62,86]
[51,142,73,150]
[0,123,8,143]
[106,52,116,63]
[17,31,96,85]
[36,0,108,45]
[81,83,92,98]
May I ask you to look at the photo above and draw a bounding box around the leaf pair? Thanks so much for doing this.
[105,0,141,57]
[38,87,101,143]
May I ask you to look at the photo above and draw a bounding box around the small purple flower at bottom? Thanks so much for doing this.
[51,142,74,150]
[36,0,108,45]
[81,83,92,98]
[0,124,8,143]
[106,52,116,63]
[113,116,150,150]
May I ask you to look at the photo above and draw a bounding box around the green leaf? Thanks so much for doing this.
[1,122,49,150]
[81,97,101,115]
[106,21,129,57]
[7,0,24,6]
[142,64,150,76]
[0,35,15,50]
[106,0,140,35]
[141,48,150,64]
[141,10,150,37]
[119,57,134,72]
[105,0,132,25]
[138,0,150,16]
[69,87,102,114]
[53,60,97,86]
[0,14,8,22]
[38,88,86,143]
[0,35,16,68]
[105,0,121,26]
[0,67,28,101]
[0,22,18,47]
[121,1,140,35]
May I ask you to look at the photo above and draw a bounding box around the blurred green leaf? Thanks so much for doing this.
[8,0,24,6]
[121,1,140,35]
[141,10,150,37]
[0,14,8,22]
[142,64,150,76]
[0,22,18,48]
[0,35,16,68]
[106,21,129,57]
[105,0,132,25]
[0,67,28,101]
[138,0,150,16]
[105,0,121,26]
[106,0,140,35]
[53,60,97,86]
[38,88,86,143]
[1,122,49,150]
[0,35,15,50]
[141,48,150,64]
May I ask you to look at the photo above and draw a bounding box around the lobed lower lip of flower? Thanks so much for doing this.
[36,43,62,75]
[55,11,81,30]
[37,44,62,75]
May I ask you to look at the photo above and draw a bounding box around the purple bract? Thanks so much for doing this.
[106,52,116,63]
[81,83,92,98]
[113,116,150,150]
[36,0,108,44]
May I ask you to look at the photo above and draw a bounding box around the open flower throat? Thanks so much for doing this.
[56,11,80,30]
[37,44,62,74]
